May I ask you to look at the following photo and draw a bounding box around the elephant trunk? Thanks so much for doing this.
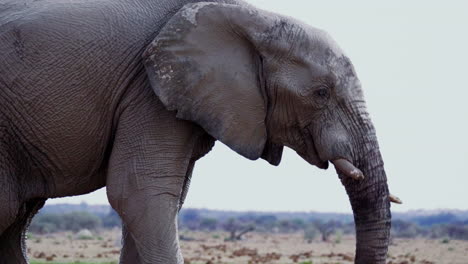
[341,136,391,263]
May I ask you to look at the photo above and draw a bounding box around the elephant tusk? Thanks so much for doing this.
[389,194,403,204]
[332,159,365,181]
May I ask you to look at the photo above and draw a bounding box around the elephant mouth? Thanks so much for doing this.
[316,159,329,169]
[297,149,329,169]
[301,125,365,176]
[299,126,329,169]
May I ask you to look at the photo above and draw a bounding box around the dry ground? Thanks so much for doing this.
[27,229,468,264]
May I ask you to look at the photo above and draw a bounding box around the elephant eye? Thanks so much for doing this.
[314,87,329,99]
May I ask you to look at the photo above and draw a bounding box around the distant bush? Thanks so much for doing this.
[101,209,121,228]
[414,213,458,227]
[223,218,255,241]
[303,224,319,243]
[392,219,423,238]
[429,224,468,240]
[313,220,342,242]
[179,209,201,230]
[29,213,63,233]
[253,215,277,231]
[29,211,101,233]
[62,211,102,232]
[199,218,218,231]
[76,229,94,240]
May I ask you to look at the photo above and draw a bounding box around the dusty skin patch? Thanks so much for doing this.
[180,2,216,25]
[26,230,468,264]
[156,65,174,82]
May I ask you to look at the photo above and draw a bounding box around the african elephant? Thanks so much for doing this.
[0,0,401,263]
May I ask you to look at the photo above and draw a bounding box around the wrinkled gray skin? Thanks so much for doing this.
[0,0,392,263]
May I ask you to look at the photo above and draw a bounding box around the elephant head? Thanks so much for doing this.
[143,2,400,263]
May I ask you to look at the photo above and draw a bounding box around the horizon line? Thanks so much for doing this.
[43,202,468,214]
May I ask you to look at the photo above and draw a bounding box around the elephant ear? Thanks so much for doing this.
[261,140,284,166]
[143,3,273,161]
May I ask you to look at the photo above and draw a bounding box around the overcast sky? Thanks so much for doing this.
[48,0,468,213]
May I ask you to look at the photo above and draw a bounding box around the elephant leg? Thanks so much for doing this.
[115,160,195,264]
[107,139,193,264]
[106,94,201,264]
[0,167,21,262]
[119,224,142,263]
[0,198,46,264]
[0,180,19,236]
[116,160,195,264]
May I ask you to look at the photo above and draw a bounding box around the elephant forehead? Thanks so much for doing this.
[327,53,361,89]
[294,22,345,58]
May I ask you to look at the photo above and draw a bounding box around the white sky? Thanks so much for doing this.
[49,0,468,213]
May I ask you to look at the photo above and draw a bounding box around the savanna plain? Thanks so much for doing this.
[27,229,468,264]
